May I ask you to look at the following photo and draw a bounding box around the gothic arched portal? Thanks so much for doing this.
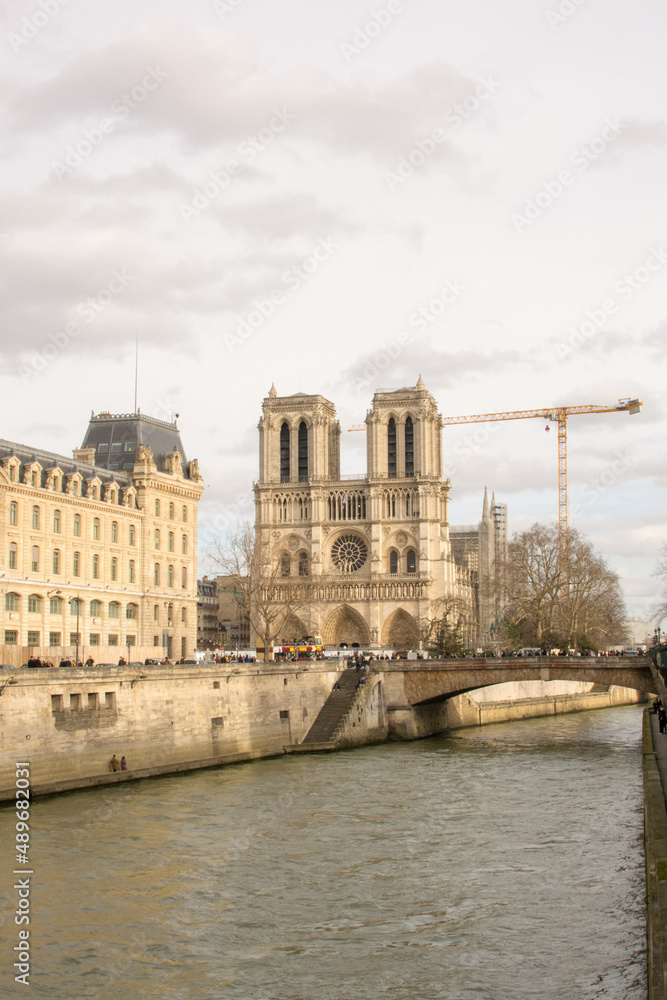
[322,604,370,647]
[382,608,420,649]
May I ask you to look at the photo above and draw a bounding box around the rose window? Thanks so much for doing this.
[331,533,368,573]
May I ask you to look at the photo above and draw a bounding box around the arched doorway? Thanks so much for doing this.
[322,605,370,647]
[382,608,420,648]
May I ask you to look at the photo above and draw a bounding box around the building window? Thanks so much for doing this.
[405,416,414,476]
[298,552,309,576]
[181,636,186,658]
[111,557,118,581]
[50,597,62,614]
[70,694,81,711]
[32,505,40,529]
[129,559,135,583]
[90,600,102,617]
[280,554,290,577]
[168,531,174,552]
[49,632,61,646]
[388,418,397,477]
[153,635,160,646]
[89,634,100,646]
[126,634,136,646]
[298,421,308,482]
[9,542,17,569]
[182,534,187,554]
[88,693,99,709]
[73,551,80,576]
[4,630,18,644]
[154,563,160,586]
[407,549,416,574]
[9,500,17,525]
[92,554,100,579]
[181,607,186,623]
[5,592,20,611]
[52,548,61,574]
[129,525,136,546]
[155,499,160,516]
[111,521,118,543]
[126,603,137,620]
[93,517,100,540]
[154,529,160,551]
[280,422,290,482]
[181,567,187,589]
[108,634,118,646]
[169,502,174,519]
[31,545,39,572]
[109,602,120,619]
[28,595,41,613]
[390,550,398,574]
[153,605,159,621]
[27,630,40,645]
[168,564,174,587]
[73,514,81,537]
[105,691,116,709]
[51,694,63,712]
[52,509,61,533]
[182,505,187,522]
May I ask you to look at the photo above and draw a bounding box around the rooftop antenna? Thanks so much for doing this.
[134,335,138,414]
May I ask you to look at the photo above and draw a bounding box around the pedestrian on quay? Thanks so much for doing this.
[120,756,128,771]
[110,755,120,772]
[659,706,667,734]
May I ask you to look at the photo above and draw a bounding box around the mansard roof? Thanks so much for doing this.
[0,439,132,486]
[81,411,190,476]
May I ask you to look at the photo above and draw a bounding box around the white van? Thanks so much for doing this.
[516,647,542,657]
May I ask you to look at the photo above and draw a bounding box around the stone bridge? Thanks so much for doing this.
[378,655,654,740]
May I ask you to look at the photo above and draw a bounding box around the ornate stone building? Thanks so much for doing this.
[254,378,501,651]
[0,412,203,664]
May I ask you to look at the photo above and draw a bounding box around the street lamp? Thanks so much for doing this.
[68,596,81,666]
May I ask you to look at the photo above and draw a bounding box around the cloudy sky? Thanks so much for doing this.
[1,0,666,622]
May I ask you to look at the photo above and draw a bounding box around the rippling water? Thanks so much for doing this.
[1,705,646,999]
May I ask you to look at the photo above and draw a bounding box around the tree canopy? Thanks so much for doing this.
[501,523,628,651]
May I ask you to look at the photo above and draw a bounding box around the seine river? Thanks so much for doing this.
[2,705,646,1000]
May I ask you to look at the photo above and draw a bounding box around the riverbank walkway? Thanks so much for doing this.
[643,656,667,1000]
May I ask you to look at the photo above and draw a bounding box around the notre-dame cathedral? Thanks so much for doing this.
[254,378,507,651]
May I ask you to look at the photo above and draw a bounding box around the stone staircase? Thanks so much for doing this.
[301,667,363,745]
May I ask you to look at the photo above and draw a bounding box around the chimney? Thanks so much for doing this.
[73,446,96,466]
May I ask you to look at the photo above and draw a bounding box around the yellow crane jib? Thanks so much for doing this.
[441,398,642,550]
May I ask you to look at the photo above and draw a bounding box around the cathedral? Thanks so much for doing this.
[253,378,507,652]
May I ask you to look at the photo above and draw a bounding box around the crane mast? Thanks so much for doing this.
[441,399,642,552]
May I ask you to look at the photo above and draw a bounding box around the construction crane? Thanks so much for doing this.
[441,398,642,551]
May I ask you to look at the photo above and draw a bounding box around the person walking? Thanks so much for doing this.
[110,755,120,772]
[120,756,128,771]
[658,706,667,734]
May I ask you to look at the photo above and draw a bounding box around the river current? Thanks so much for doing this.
[1,705,647,999]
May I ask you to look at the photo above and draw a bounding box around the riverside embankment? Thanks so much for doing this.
[0,656,648,800]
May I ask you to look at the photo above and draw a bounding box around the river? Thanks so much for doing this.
[1,705,647,999]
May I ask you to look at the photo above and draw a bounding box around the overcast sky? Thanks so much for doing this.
[1,0,665,623]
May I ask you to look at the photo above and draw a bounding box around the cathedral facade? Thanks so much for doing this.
[254,379,505,652]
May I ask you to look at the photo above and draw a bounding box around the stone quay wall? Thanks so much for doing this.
[0,660,650,800]
[0,662,340,798]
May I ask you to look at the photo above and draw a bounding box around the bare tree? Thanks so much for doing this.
[211,523,311,661]
[502,523,628,651]
[654,543,667,626]
[418,596,470,657]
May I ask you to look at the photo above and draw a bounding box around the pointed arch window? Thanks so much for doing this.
[405,416,414,476]
[389,550,398,574]
[280,553,290,577]
[298,552,309,576]
[280,422,290,482]
[406,549,417,574]
[298,421,308,482]
[388,418,396,477]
